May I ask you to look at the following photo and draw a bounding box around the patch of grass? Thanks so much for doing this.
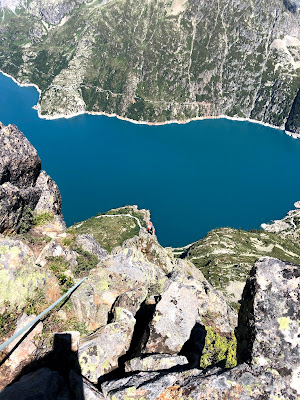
[33,212,54,226]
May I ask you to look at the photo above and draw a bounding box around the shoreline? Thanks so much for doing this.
[1,69,298,138]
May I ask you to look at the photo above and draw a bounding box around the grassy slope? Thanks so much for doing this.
[181,227,300,308]
[67,206,148,252]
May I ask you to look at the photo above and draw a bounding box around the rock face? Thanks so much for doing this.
[0,123,64,234]
[0,122,41,187]
[238,258,300,382]
[75,234,108,260]
[124,354,188,373]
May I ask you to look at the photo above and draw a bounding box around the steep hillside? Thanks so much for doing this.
[0,0,299,131]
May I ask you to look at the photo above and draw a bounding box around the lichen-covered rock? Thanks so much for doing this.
[36,240,77,268]
[123,231,174,275]
[75,234,108,260]
[0,237,58,308]
[0,313,43,389]
[0,368,70,400]
[237,257,300,392]
[143,280,198,354]
[112,287,148,317]
[34,171,62,216]
[78,308,135,383]
[124,354,188,373]
[71,246,167,330]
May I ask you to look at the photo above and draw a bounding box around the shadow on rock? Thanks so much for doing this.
[0,333,85,400]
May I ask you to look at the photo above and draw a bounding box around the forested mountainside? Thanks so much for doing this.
[0,0,299,132]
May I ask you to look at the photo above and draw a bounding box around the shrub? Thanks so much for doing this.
[72,246,98,277]
[46,256,74,293]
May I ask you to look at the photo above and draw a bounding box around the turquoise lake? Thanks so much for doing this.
[1,72,300,247]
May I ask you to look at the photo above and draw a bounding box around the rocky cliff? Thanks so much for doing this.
[0,124,299,399]
[0,122,65,235]
[0,0,299,132]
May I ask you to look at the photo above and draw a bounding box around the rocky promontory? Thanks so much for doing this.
[0,123,299,399]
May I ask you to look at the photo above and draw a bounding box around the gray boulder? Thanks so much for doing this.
[112,287,148,317]
[75,234,108,260]
[78,308,135,383]
[102,257,300,399]
[71,246,166,331]
[143,281,198,354]
[237,257,300,388]
[0,237,60,309]
[34,171,64,216]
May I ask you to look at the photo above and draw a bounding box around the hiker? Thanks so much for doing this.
[147,220,155,235]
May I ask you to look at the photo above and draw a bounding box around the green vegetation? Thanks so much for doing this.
[0,301,18,336]
[19,207,34,233]
[33,212,54,226]
[68,206,147,252]
[46,256,74,292]
[72,246,98,277]
[183,227,300,307]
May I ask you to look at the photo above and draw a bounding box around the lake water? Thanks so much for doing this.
[1,72,300,247]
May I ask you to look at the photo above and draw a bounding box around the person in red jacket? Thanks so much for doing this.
[147,220,155,235]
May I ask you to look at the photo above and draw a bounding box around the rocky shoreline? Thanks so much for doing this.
[1,70,296,139]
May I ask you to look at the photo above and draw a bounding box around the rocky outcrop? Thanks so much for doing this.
[75,234,108,260]
[101,257,300,399]
[0,123,64,234]
[0,314,43,389]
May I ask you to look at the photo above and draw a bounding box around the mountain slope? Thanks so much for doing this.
[0,0,299,130]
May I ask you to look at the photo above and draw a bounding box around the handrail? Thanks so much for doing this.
[0,277,87,352]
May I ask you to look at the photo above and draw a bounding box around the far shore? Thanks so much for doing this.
[1,70,298,139]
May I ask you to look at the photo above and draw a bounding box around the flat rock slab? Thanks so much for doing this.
[125,354,188,372]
